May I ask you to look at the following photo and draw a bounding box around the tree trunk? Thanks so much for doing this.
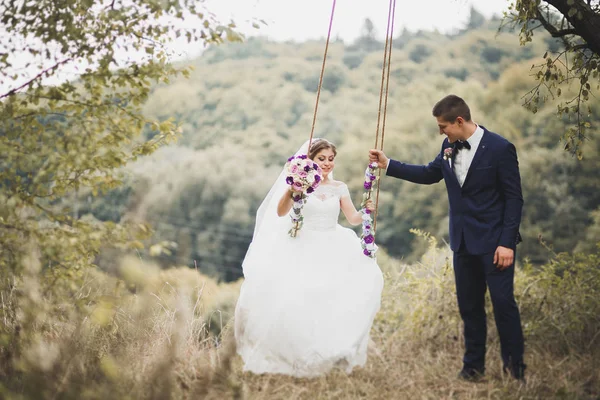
[546,0,600,55]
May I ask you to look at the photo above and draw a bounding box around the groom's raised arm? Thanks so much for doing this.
[386,152,444,185]
[497,142,524,249]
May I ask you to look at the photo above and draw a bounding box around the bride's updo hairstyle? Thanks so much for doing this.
[308,139,337,160]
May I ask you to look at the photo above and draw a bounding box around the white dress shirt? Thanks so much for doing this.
[384,125,484,187]
[453,125,484,187]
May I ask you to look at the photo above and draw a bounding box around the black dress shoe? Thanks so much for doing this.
[458,368,485,382]
[503,362,526,382]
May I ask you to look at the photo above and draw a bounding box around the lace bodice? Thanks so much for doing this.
[301,183,350,231]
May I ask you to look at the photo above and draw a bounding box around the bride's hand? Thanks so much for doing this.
[364,199,376,212]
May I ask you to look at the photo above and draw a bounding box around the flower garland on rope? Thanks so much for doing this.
[360,162,379,258]
[285,155,323,237]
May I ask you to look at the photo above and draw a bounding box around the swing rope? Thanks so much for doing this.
[372,0,397,233]
[305,0,396,235]
[308,0,337,152]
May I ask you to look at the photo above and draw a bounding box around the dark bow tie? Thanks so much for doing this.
[453,140,471,151]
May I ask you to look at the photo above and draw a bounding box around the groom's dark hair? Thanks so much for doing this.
[432,95,472,123]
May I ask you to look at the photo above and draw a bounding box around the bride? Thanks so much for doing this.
[234,138,384,377]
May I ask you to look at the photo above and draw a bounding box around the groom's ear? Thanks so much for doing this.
[456,116,464,126]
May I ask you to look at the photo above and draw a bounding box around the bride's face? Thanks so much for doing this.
[313,148,336,179]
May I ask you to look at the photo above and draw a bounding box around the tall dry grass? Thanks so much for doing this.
[238,233,600,399]
[0,254,243,399]
[1,235,599,399]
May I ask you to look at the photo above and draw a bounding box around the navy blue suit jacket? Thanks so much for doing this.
[387,127,523,254]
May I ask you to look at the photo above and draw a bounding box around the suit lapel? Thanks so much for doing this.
[462,129,489,187]
[443,145,460,186]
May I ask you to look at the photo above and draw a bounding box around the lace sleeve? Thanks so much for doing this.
[338,183,351,199]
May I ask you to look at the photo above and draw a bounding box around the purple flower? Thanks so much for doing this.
[364,182,372,190]
[288,156,294,162]
[364,225,371,230]
[363,249,371,256]
[307,187,314,194]
[299,155,307,159]
[369,175,376,181]
[286,176,294,185]
[313,163,319,170]
[315,175,321,183]
[364,209,371,214]
[364,234,374,244]
[304,165,311,172]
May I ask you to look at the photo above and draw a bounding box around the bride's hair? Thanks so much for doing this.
[308,139,337,160]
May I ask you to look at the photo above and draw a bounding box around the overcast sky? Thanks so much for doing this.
[203,0,512,43]
[1,0,513,92]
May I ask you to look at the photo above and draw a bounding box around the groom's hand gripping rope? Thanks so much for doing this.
[368,149,389,170]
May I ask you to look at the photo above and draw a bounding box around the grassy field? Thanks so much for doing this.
[1,237,599,399]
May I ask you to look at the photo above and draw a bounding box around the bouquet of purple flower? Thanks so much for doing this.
[285,154,323,237]
[285,154,323,193]
[360,162,379,258]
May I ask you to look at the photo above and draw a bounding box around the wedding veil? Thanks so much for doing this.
[252,138,314,241]
[242,138,334,272]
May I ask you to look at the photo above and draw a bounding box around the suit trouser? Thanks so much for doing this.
[453,245,524,371]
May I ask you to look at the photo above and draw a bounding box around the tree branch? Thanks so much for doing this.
[536,8,578,37]
[13,111,67,120]
[570,43,590,51]
[545,0,600,55]
[551,28,578,37]
[0,58,73,100]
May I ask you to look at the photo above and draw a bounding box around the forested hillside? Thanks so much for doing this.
[77,17,599,281]
[2,6,599,399]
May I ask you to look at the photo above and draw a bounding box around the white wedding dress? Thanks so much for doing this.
[234,182,384,377]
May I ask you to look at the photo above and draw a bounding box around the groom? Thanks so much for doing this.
[369,95,526,381]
